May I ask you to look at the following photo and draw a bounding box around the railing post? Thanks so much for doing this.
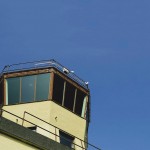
[81,140,85,150]
[22,111,26,126]
[55,127,57,142]
[1,109,101,150]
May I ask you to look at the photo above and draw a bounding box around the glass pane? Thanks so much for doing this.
[0,81,3,105]
[59,131,74,148]
[21,75,35,102]
[64,82,75,111]
[7,77,20,104]
[81,97,87,118]
[53,74,64,105]
[75,90,86,116]
[36,73,50,101]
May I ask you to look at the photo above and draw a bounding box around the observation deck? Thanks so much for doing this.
[0,59,100,150]
[0,59,89,91]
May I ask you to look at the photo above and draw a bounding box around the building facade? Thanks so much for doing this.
[0,60,99,150]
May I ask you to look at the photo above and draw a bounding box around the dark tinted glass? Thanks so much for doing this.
[36,73,50,101]
[22,75,35,102]
[64,82,75,111]
[7,77,20,104]
[75,90,86,116]
[0,81,3,105]
[53,74,64,105]
[60,131,74,148]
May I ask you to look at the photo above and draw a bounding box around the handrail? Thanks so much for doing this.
[23,111,101,150]
[1,109,101,150]
[1,109,83,150]
[0,59,89,90]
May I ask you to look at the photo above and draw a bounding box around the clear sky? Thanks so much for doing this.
[0,0,150,150]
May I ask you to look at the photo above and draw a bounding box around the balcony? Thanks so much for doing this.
[0,108,100,150]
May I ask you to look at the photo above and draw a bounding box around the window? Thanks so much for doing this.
[59,131,74,148]
[53,74,64,105]
[6,73,51,105]
[36,73,50,101]
[52,73,88,119]
[7,77,20,105]
[6,72,89,119]
[22,75,35,102]
[75,90,86,116]
[64,82,75,111]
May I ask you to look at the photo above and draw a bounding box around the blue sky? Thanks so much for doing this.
[0,0,150,150]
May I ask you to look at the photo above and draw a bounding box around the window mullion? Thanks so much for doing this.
[20,77,22,103]
[49,72,54,100]
[84,96,88,118]
[34,75,37,101]
[62,81,66,106]
[73,89,77,112]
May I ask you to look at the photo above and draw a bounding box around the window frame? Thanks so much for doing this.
[52,72,89,119]
[5,73,51,105]
[59,130,75,149]
[3,68,90,121]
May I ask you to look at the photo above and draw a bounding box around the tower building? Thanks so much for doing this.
[0,60,100,150]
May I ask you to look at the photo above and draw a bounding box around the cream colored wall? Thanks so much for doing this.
[2,100,87,140]
[0,133,38,150]
[2,101,51,127]
[49,101,86,139]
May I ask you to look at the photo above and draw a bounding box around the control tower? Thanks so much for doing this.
[0,60,100,150]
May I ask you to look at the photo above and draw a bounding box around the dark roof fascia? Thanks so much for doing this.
[0,60,89,91]
[2,67,89,92]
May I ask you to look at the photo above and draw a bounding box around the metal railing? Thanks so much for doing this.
[0,59,89,90]
[1,109,100,150]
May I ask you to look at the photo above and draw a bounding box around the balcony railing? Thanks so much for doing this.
[0,59,89,90]
[1,109,100,150]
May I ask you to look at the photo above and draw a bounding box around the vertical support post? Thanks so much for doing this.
[84,96,88,118]
[22,111,26,126]
[0,108,3,118]
[19,77,22,103]
[62,81,66,106]
[4,78,6,105]
[49,72,54,100]
[81,140,85,150]
[0,77,4,106]
[55,127,57,142]
[73,89,77,112]
[34,75,37,101]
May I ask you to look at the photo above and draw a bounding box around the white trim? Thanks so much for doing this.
[81,96,87,118]
[5,79,8,105]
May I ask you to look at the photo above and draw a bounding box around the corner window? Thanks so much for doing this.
[75,90,86,116]
[64,82,75,111]
[59,131,74,148]
[52,73,88,119]
[53,74,64,105]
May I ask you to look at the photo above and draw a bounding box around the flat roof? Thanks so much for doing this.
[0,59,89,91]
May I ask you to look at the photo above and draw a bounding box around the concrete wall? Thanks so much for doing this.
[2,101,86,148]
[0,117,73,150]
[0,133,38,150]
